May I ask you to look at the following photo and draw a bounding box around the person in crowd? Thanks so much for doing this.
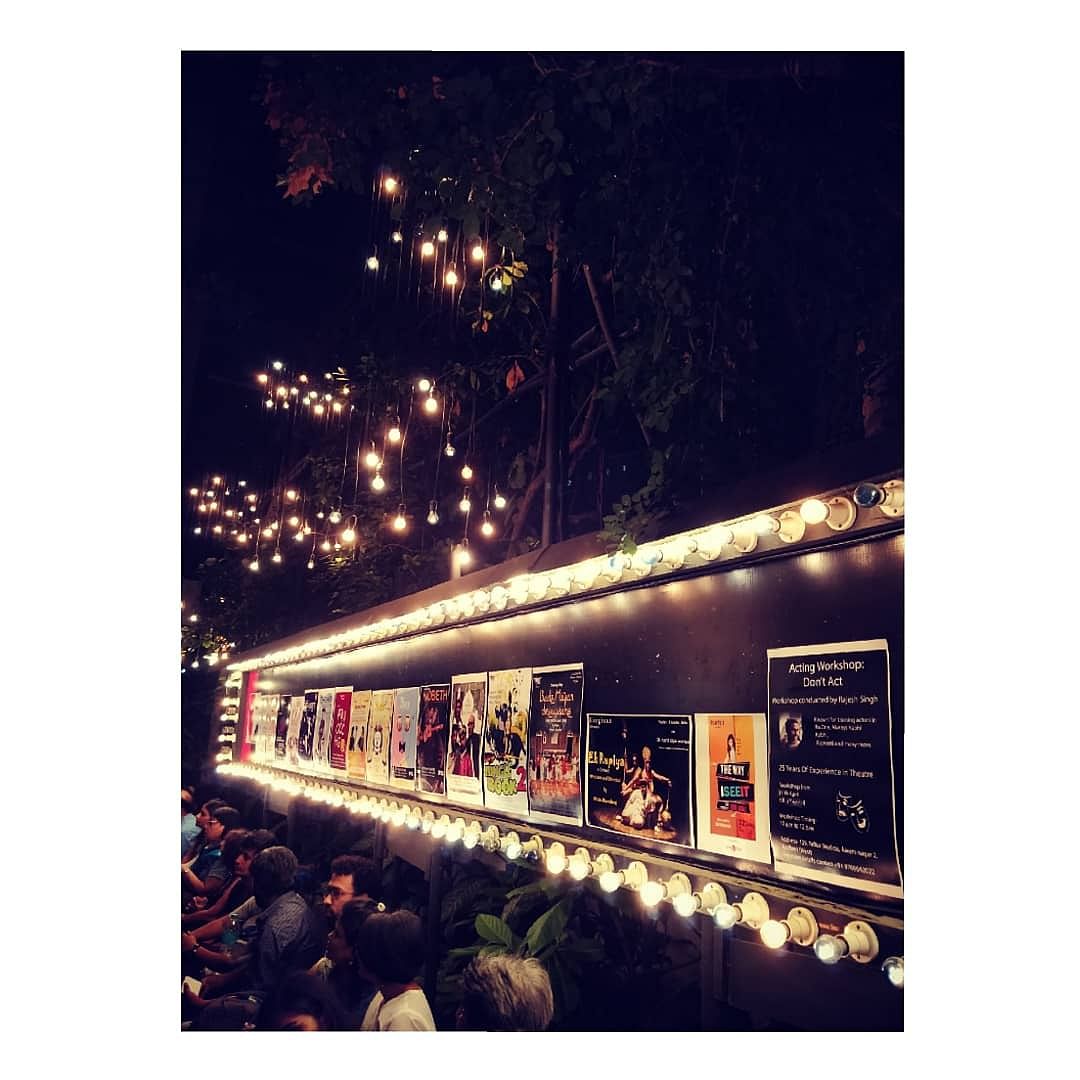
[258,972,347,1031]
[182,806,242,904]
[315,898,382,1026]
[182,797,227,863]
[356,910,436,1030]
[182,828,275,928]
[323,854,381,920]
[181,789,200,856]
[456,954,555,1031]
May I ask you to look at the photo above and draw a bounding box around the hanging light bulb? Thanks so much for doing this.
[459,491,471,513]
[272,360,284,371]
[444,268,458,287]
[329,510,342,524]
[332,401,343,413]
[421,240,435,258]
[249,559,260,572]
[471,243,485,262]
[257,373,269,385]
[417,377,431,393]
[457,540,472,567]
[388,421,402,443]
[426,501,440,525]
[197,503,207,513]
[364,444,380,469]
[383,176,399,194]
[265,398,274,409]
[341,525,357,544]
[436,228,448,243]
[371,472,386,492]
[212,524,223,535]
[285,489,298,502]
[237,533,248,544]
[424,391,439,414]
[211,476,221,486]
[366,255,379,271]
[188,487,199,497]
[270,551,282,564]
[493,489,507,510]
[320,540,331,553]
[288,515,300,527]
[314,403,325,416]
[490,275,503,292]
[460,463,474,481]
[393,505,407,531]
[444,440,456,458]
[262,527,273,538]
[391,230,403,243]
[294,531,305,542]
[480,511,494,537]
[193,526,202,535]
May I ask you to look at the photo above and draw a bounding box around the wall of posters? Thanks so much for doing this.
[297,691,318,765]
[390,687,421,790]
[586,713,694,848]
[482,667,532,815]
[330,688,352,773]
[313,689,336,775]
[446,673,486,806]
[417,684,450,795]
[527,663,584,825]
[274,695,291,759]
[364,689,395,786]
[286,694,305,767]
[347,690,372,782]
[767,639,902,898]
[693,713,770,864]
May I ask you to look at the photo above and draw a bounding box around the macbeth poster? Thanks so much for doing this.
[446,673,486,806]
[767,639,902,898]
[483,667,532,815]
[347,690,371,782]
[417,684,450,795]
[364,689,395,787]
[693,713,771,864]
[527,663,584,825]
[329,688,352,773]
[389,686,421,790]
[586,713,693,848]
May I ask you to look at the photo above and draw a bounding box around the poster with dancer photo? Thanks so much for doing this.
[364,689,395,787]
[417,684,450,795]
[389,686,421,790]
[297,691,319,765]
[347,690,372,782]
[527,663,584,825]
[330,688,353,773]
[446,673,487,806]
[693,713,771,864]
[586,713,694,848]
[482,667,532,815]
[767,639,902,898]
[313,689,336,775]
[274,695,292,759]
[286,694,306,768]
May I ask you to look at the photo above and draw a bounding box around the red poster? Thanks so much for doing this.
[330,688,352,771]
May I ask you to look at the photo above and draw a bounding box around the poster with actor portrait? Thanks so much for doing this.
[297,691,319,767]
[389,686,421,790]
[274,694,291,759]
[364,689,395,787]
[417,684,450,795]
[482,667,532,815]
[586,712,694,848]
[313,689,336,775]
[527,663,584,825]
[286,693,306,767]
[329,688,353,773]
[446,673,487,806]
[347,690,371,783]
[693,712,771,864]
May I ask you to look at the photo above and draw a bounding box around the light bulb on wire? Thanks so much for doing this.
[271,551,282,564]
[366,255,379,271]
[328,510,342,525]
[427,501,440,525]
[341,526,357,544]
[364,445,380,470]
[392,505,407,532]
[480,511,495,537]
[391,230,403,243]
[421,240,435,258]
[459,491,471,514]
[460,463,473,481]
[388,421,402,443]
[457,540,472,567]
[424,391,439,415]
[444,268,458,287]
[493,489,507,510]
[444,440,456,458]
[383,176,399,194]
[417,377,431,393]
[471,243,485,262]
[437,228,448,243]
[372,472,386,493]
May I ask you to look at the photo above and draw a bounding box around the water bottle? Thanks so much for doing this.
[221,914,238,956]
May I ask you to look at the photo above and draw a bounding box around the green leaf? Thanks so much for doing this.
[524,896,571,956]
[475,913,519,949]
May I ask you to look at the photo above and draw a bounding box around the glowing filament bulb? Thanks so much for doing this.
[460,464,474,481]
[568,849,592,881]
[424,392,439,414]
[371,473,386,492]
[341,527,357,544]
[197,503,207,513]
[471,243,485,262]
[444,268,458,286]
[393,507,407,531]
[249,560,260,572]
[265,398,274,408]
[490,275,503,292]
[672,892,700,918]
[713,904,741,930]
[285,489,297,501]
[208,501,218,511]
[193,527,201,535]
[332,401,342,413]
[457,542,472,566]
[237,533,247,543]
[444,441,456,458]
[366,255,379,271]
[417,377,431,392]
[320,540,331,552]
[883,956,904,988]
[813,935,850,965]
[212,524,223,534]
[480,512,494,537]
[314,404,325,415]
[364,447,380,469]
[329,510,342,524]
[270,551,282,564]
[277,385,288,397]
[288,515,300,527]
[599,870,623,893]
[754,514,780,535]
[391,231,403,243]
[272,360,284,371]
[459,494,471,513]
[262,527,273,538]
[421,240,435,258]
[426,502,440,525]
[387,423,401,443]
[383,176,399,194]
[437,229,448,243]
[431,815,450,839]
[493,490,507,509]
[306,559,315,570]
[257,373,268,385]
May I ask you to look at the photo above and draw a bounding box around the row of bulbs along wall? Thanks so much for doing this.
[215,759,902,991]
[224,474,904,673]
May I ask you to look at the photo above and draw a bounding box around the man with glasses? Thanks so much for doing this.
[183,806,242,904]
[323,854,380,918]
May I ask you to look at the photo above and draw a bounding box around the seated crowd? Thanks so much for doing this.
[180,787,554,1032]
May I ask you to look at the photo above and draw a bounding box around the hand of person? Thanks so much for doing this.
[182,931,198,953]
[191,896,208,910]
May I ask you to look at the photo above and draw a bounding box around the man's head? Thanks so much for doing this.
[355,910,424,986]
[327,898,382,967]
[784,716,803,747]
[235,829,277,875]
[457,954,554,1031]
[324,854,380,917]
[251,845,298,907]
[202,806,242,848]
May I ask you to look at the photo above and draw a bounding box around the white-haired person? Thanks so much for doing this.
[456,954,554,1031]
